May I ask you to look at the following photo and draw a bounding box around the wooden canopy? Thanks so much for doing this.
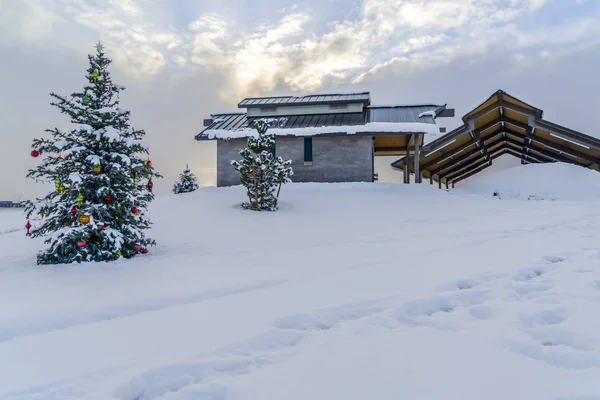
[391,90,600,187]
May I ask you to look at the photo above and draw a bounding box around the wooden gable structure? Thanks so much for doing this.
[391,90,600,187]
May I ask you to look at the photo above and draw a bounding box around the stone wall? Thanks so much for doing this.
[216,136,374,186]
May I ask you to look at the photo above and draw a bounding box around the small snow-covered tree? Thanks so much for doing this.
[231,120,293,211]
[25,42,162,265]
[173,164,199,194]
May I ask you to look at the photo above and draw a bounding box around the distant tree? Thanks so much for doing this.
[173,164,199,194]
[25,43,161,265]
[231,120,293,211]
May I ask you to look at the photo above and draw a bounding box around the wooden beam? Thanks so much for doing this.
[536,120,600,152]
[464,99,500,123]
[403,153,410,184]
[414,134,422,183]
[430,134,514,177]
[429,144,487,177]
[452,160,494,184]
[501,136,556,162]
[441,155,490,182]
[447,149,508,183]
[420,140,477,171]
[498,98,537,118]
[503,127,598,165]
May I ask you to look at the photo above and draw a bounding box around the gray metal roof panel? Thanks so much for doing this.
[238,92,371,108]
[367,104,439,124]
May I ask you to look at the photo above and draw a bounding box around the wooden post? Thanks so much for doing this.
[404,146,410,184]
[452,182,455,188]
[445,181,449,189]
[430,175,433,185]
[438,177,442,189]
[414,134,421,184]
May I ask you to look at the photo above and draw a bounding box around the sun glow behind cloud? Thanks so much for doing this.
[1,0,598,104]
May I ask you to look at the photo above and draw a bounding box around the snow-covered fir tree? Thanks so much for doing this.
[231,120,293,211]
[25,42,162,265]
[173,164,199,194]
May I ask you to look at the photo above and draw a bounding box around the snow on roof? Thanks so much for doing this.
[203,122,441,140]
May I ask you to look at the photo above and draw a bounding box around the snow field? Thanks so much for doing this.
[1,164,600,399]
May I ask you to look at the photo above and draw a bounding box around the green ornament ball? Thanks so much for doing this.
[82,97,90,104]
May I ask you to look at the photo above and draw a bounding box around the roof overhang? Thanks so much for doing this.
[391,89,600,183]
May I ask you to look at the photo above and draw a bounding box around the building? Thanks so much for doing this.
[391,90,600,188]
[195,92,454,187]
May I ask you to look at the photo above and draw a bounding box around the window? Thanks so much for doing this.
[329,103,348,110]
[304,137,313,164]
[260,106,277,113]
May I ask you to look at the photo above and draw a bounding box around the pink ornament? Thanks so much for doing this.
[133,243,142,251]
[31,150,40,158]
[77,240,86,248]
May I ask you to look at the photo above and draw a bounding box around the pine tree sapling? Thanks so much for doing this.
[173,164,199,194]
[231,120,293,211]
[25,43,162,265]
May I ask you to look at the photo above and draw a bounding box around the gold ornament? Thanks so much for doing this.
[93,165,101,173]
[79,214,90,224]
[58,185,65,192]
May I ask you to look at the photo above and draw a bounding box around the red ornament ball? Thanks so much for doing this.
[31,150,40,158]
[70,206,77,216]
[133,243,142,251]
[144,160,152,166]
[57,155,64,160]
[104,195,111,203]
[131,207,138,214]
[141,249,148,254]
[77,240,86,248]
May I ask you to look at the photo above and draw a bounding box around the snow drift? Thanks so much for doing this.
[1,182,600,400]
[454,163,600,201]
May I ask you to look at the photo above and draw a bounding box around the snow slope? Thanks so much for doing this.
[1,179,600,400]
[454,163,600,201]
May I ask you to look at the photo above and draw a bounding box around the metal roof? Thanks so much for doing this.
[367,104,442,124]
[238,92,371,108]
[196,104,441,140]
[391,90,600,186]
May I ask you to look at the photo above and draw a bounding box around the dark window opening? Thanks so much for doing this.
[304,137,313,162]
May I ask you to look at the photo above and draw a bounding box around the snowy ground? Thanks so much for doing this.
[1,164,600,400]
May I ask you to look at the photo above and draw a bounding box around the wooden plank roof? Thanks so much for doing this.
[391,89,600,185]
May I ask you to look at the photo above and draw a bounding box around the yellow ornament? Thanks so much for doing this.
[117,250,122,257]
[76,193,84,207]
[58,185,65,192]
[92,69,99,82]
[79,214,90,224]
[93,165,101,173]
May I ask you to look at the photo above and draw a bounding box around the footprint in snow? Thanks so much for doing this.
[273,298,392,331]
[527,326,598,352]
[396,290,489,319]
[513,266,547,282]
[516,308,569,329]
[434,272,506,293]
[506,339,600,370]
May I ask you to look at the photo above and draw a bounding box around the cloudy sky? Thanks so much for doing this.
[1,0,599,200]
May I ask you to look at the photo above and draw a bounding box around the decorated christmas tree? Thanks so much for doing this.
[231,120,293,211]
[173,164,199,194]
[25,42,162,265]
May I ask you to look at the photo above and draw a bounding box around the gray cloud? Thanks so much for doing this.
[1,0,599,200]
